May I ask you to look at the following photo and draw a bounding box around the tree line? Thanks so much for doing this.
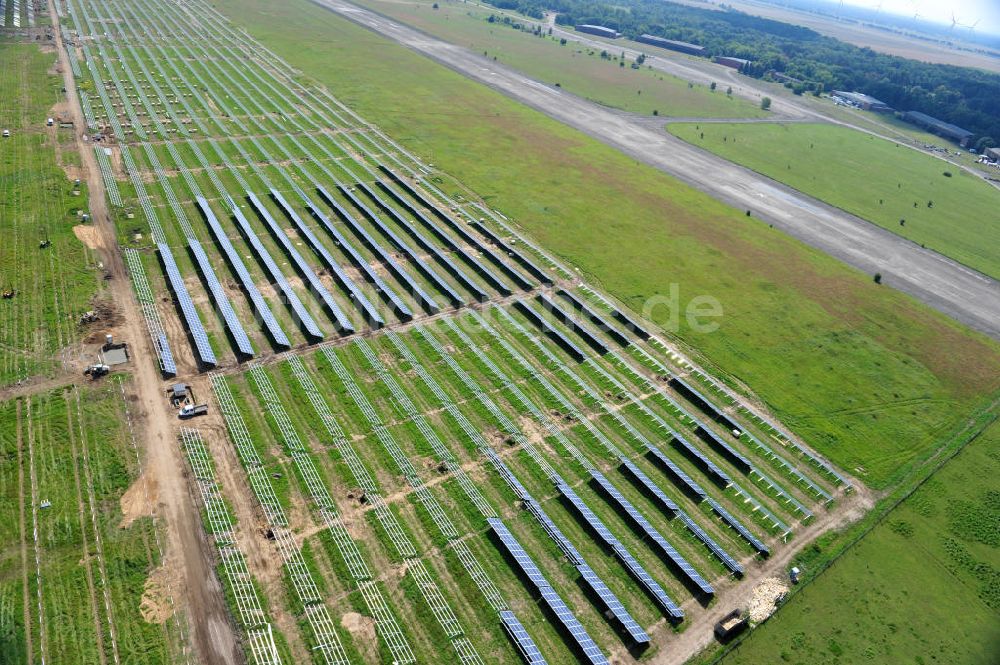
[486,0,1000,144]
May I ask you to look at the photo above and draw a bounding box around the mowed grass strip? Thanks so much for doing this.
[712,417,1000,665]
[215,0,1000,490]
[669,121,1000,280]
[349,0,764,119]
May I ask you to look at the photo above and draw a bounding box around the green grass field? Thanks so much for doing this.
[214,0,1000,489]
[669,122,1000,279]
[0,42,101,387]
[348,0,765,119]
[0,383,178,664]
[711,416,1000,665]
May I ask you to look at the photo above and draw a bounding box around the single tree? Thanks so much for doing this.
[710,82,717,91]
[760,97,771,110]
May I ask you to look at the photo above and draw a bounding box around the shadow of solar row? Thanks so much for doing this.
[267,188,412,323]
[557,482,684,620]
[468,220,554,286]
[513,300,586,362]
[487,518,610,665]
[199,197,292,349]
[315,184,452,312]
[619,459,743,575]
[338,183,488,303]
[219,191,354,335]
[670,376,743,433]
[378,166,535,291]
[605,302,650,340]
[523,497,650,647]
[265,189,385,330]
[670,430,734,488]
[695,425,813,520]
[370,177,515,295]
[498,610,548,665]
[187,237,255,357]
[643,443,769,556]
[234,196,325,340]
[157,242,217,367]
[536,294,610,356]
[555,289,630,347]
[589,469,714,597]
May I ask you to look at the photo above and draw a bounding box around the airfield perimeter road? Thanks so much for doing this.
[309,0,1000,340]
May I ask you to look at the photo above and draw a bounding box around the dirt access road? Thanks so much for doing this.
[308,0,1000,340]
[49,2,241,663]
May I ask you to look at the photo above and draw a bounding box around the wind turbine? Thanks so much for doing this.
[949,12,959,32]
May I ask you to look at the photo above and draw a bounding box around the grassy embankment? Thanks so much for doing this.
[669,121,1000,280]
[0,42,102,387]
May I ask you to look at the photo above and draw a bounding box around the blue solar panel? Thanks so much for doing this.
[157,243,217,367]
[644,443,708,500]
[513,300,586,362]
[706,499,769,556]
[259,190,384,329]
[198,197,291,349]
[468,220,553,286]
[556,290,630,347]
[314,184,449,312]
[499,610,548,664]
[671,431,734,487]
[378,167,534,291]
[576,563,649,645]
[260,190,356,334]
[488,519,610,665]
[557,482,684,619]
[696,425,754,474]
[347,182,489,302]
[267,189,413,322]
[741,430,833,502]
[157,333,177,377]
[589,470,714,596]
[372,178,514,295]
[233,198,325,340]
[623,456,743,573]
[537,294,609,356]
[188,238,255,357]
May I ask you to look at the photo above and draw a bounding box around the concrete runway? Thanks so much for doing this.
[311,0,1000,340]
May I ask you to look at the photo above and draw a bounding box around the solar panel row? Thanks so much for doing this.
[157,243,217,366]
[347,181,490,302]
[198,197,291,348]
[671,376,742,433]
[372,179,514,295]
[557,482,684,620]
[706,498,770,556]
[263,190,358,333]
[589,470,714,596]
[513,300,586,362]
[314,184,450,312]
[378,167,534,291]
[268,188,413,322]
[671,430,734,488]
[468,220,554,286]
[187,238,255,357]
[498,610,548,665]
[234,198,325,340]
[536,294,610,356]
[261,188,385,330]
[695,425,754,474]
[487,519,610,665]
[555,289,630,347]
[618,459,743,575]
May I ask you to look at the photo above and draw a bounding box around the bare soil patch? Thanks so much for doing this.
[119,473,157,528]
[140,563,179,624]
[72,224,101,250]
